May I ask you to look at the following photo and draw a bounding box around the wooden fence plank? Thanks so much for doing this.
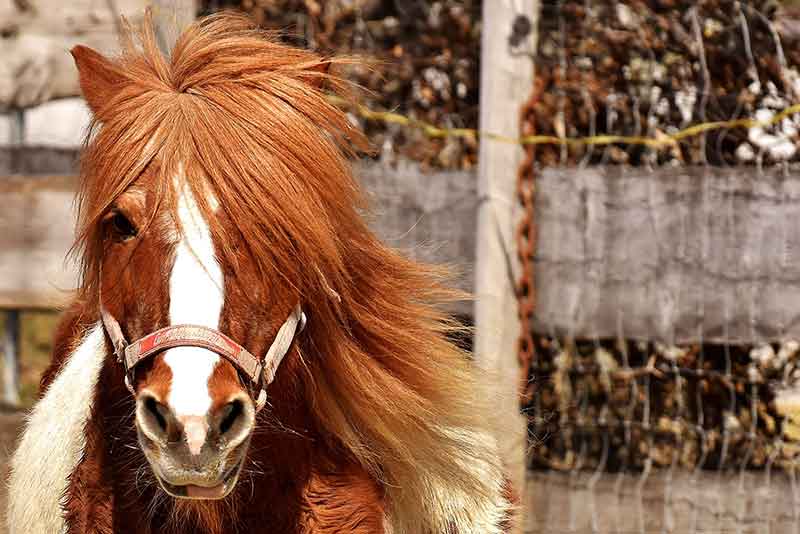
[152,0,198,54]
[0,175,78,310]
[1,311,20,406]
[7,164,800,345]
[534,165,800,344]
[525,470,799,534]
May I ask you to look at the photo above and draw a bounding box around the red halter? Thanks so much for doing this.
[100,304,306,412]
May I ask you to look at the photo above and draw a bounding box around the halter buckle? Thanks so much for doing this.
[116,343,137,395]
[113,340,126,364]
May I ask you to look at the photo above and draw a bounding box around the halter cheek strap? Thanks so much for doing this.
[100,305,306,412]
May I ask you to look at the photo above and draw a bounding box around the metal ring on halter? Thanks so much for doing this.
[115,343,137,395]
[255,389,268,412]
[103,311,137,395]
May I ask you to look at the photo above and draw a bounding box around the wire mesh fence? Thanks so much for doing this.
[520,1,800,532]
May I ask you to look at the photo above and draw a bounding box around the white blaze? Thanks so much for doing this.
[165,175,223,417]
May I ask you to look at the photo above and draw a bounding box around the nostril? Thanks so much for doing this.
[143,395,169,434]
[219,399,244,435]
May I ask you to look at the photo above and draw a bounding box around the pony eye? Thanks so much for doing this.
[108,210,137,241]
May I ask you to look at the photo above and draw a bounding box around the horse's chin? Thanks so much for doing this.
[154,458,243,500]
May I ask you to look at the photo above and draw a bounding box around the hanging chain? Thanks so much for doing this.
[516,76,544,407]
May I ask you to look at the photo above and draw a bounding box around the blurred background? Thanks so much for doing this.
[7,0,800,532]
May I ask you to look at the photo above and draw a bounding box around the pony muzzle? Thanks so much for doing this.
[135,388,255,500]
[102,305,305,499]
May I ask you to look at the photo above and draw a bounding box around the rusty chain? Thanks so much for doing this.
[516,76,545,407]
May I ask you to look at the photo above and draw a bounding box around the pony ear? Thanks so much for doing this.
[71,45,127,115]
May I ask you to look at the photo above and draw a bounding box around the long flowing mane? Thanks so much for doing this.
[73,12,509,533]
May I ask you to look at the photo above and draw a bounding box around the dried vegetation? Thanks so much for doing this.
[532,0,800,166]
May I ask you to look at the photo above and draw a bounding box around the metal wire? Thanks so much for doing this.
[329,94,800,150]
[521,1,800,532]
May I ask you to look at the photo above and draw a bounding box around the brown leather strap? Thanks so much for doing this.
[99,303,305,409]
[100,304,127,362]
[124,325,263,383]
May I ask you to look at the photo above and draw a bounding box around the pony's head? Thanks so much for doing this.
[70,13,365,500]
[70,12,509,533]
[95,162,262,500]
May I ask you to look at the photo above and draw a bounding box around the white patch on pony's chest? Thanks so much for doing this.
[8,324,106,534]
[165,176,224,417]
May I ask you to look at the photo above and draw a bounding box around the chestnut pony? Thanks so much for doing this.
[8,12,513,534]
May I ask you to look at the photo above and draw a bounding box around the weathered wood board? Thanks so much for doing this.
[358,161,476,285]
[0,0,196,110]
[5,163,800,346]
[534,165,800,344]
[0,175,77,309]
[0,146,80,176]
[525,470,800,534]
[473,0,540,518]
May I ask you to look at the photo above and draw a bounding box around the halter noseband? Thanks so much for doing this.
[100,304,306,412]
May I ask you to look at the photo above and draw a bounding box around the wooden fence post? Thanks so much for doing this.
[473,0,539,526]
[2,311,20,406]
[2,109,26,407]
[152,0,197,53]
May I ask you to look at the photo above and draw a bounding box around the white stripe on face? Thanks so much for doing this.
[165,175,224,417]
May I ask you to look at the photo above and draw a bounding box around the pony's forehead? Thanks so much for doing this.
[111,155,217,206]
[173,164,220,212]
